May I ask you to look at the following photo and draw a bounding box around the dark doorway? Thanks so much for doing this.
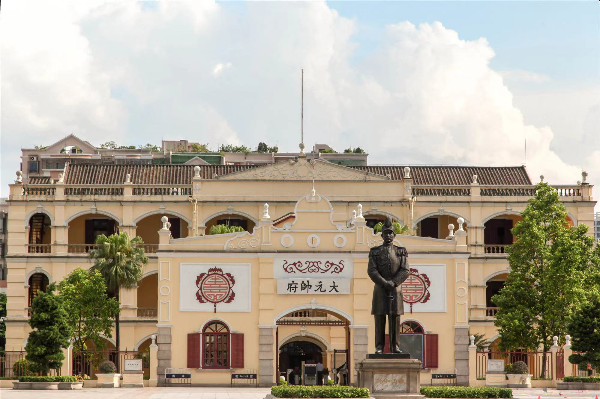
[484,219,513,245]
[279,341,323,384]
[419,217,439,238]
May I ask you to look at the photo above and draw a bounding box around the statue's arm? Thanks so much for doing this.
[367,253,388,288]
[392,249,410,287]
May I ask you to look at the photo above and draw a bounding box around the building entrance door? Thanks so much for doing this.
[279,341,323,385]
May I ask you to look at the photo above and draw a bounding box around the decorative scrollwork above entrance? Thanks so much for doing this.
[282,260,345,274]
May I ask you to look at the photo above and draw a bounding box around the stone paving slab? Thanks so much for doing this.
[0,387,271,398]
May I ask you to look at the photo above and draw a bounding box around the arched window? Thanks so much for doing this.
[202,321,229,369]
[400,321,424,334]
[28,273,49,308]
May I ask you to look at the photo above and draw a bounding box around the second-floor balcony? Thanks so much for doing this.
[484,244,509,255]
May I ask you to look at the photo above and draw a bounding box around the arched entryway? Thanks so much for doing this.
[27,213,52,253]
[275,306,351,385]
[279,341,324,385]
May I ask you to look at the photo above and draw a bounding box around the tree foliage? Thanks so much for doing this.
[25,284,73,375]
[567,295,600,373]
[257,142,278,153]
[373,221,410,235]
[493,183,600,354]
[190,143,210,153]
[58,268,120,352]
[139,143,161,152]
[343,147,366,154]
[219,144,251,154]
[89,232,148,361]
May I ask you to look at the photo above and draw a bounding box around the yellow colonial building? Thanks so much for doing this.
[4,152,595,387]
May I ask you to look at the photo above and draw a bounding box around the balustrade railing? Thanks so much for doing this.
[137,308,158,318]
[140,244,159,253]
[486,307,499,317]
[413,186,471,196]
[67,244,100,253]
[23,186,56,196]
[411,184,583,198]
[132,185,192,196]
[27,244,52,254]
[64,186,124,196]
[484,244,509,254]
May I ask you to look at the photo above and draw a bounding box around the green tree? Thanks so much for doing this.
[353,147,365,154]
[219,144,250,154]
[89,232,148,367]
[373,221,410,235]
[493,183,600,376]
[257,142,269,153]
[567,294,600,373]
[25,284,73,375]
[0,292,6,350]
[100,141,118,149]
[139,143,161,152]
[190,143,210,153]
[58,268,120,353]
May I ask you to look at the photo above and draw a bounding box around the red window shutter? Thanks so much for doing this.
[187,333,201,369]
[384,334,390,354]
[425,334,438,369]
[231,333,244,368]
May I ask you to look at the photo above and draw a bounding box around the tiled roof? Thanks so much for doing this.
[351,166,532,185]
[62,163,531,185]
[28,176,52,184]
[64,164,257,184]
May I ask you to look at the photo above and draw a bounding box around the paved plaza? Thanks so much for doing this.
[1,388,600,399]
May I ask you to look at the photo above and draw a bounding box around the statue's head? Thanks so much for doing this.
[382,217,396,244]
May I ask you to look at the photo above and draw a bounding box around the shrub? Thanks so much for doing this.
[12,359,34,377]
[99,360,117,374]
[420,386,513,398]
[563,376,600,383]
[209,224,245,235]
[18,376,78,382]
[505,361,528,374]
[271,384,370,398]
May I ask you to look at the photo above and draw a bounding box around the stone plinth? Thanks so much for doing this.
[356,356,424,399]
[122,372,144,388]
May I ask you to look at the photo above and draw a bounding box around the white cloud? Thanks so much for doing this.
[212,62,232,77]
[499,70,551,83]
[1,0,598,201]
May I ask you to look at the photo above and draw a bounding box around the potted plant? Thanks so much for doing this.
[96,360,121,388]
[505,361,532,388]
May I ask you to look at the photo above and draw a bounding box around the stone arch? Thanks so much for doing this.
[24,208,55,228]
[274,304,353,325]
[400,318,428,333]
[25,267,52,285]
[481,211,522,225]
[483,270,510,283]
[141,269,158,279]
[133,210,192,227]
[413,211,470,229]
[279,331,331,352]
[363,210,404,226]
[198,318,233,332]
[566,212,578,226]
[201,210,258,228]
[134,333,157,351]
[64,209,123,226]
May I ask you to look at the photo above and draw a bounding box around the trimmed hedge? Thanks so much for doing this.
[563,376,600,383]
[18,376,78,382]
[271,385,370,398]
[420,387,513,398]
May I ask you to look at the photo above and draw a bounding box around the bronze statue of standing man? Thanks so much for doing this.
[368,217,410,354]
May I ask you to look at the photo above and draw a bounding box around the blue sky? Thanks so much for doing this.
[325,1,599,86]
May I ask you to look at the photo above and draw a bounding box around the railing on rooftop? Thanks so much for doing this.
[132,185,192,196]
[64,186,124,196]
[411,184,585,197]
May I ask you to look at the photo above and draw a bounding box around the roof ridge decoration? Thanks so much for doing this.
[217,158,389,181]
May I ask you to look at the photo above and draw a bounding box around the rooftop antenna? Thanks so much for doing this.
[299,69,305,155]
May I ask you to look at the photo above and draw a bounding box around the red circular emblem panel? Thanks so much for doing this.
[196,267,236,313]
[401,268,431,313]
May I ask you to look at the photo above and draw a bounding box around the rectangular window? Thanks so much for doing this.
[400,335,424,363]
[28,161,39,173]
[420,217,439,238]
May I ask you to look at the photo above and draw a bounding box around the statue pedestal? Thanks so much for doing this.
[356,355,424,399]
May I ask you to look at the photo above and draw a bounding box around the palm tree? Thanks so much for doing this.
[89,232,148,369]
